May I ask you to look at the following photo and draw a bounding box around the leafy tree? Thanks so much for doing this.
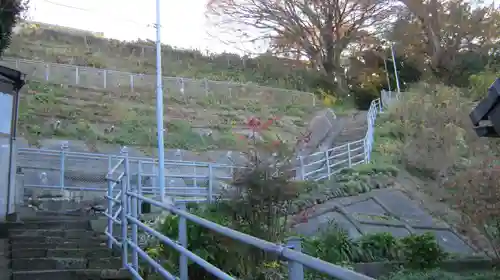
[389,0,500,84]
[0,0,29,56]
[206,0,394,96]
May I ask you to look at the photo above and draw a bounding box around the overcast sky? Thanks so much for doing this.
[27,0,251,54]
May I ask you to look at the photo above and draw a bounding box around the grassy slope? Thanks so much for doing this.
[8,22,316,91]
[9,24,331,153]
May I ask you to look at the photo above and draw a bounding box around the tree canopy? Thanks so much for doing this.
[206,0,500,98]
[0,0,29,56]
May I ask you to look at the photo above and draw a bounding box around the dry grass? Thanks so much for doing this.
[375,82,500,256]
[18,80,315,151]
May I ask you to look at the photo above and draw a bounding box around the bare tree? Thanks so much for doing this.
[206,0,394,95]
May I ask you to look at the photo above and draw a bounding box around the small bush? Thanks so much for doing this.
[400,232,447,269]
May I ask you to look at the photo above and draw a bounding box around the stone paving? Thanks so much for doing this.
[293,188,476,255]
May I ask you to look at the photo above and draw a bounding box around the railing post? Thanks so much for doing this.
[130,74,134,92]
[131,160,139,271]
[299,156,305,180]
[44,64,50,81]
[75,66,79,85]
[208,163,213,203]
[324,151,331,179]
[120,146,129,268]
[177,201,188,280]
[106,155,113,249]
[137,160,143,215]
[103,69,107,88]
[59,141,68,190]
[347,143,352,167]
[286,237,304,280]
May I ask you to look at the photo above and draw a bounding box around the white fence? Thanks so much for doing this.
[0,57,316,106]
[298,97,383,181]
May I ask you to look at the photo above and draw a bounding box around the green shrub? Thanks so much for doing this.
[400,232,447,269]
[356,232,400,262]
[468,71,498,101]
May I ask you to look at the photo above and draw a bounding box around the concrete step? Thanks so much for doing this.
[11,248,119,259]
[11,239,109,250]
[11,257,122,271]
[12,269,131,280]
[8,220,91,230]
[9,229,102,238]
[11,234,108,243]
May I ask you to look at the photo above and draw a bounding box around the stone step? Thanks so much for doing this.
[11,257,122,271]
[11,237,110,250]
[11,247,119,259]
[9,229,102,238]
[11,234,108,243]
[12,269,131,280]
[8,220,91,230]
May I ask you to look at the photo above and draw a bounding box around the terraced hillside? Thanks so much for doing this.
[16,79,319,153]
[8,21,316,91]
[6,22,366,156]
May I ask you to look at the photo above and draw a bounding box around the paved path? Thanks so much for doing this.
[293,188,477,255]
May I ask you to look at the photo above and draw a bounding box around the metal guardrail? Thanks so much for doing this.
[104,150,375,280]
[17,147,236,202]
[0,57,316,106]
[298,97,383,181]
[15,90,401,279]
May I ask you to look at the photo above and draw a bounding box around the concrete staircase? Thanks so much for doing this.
[2,211,131,280]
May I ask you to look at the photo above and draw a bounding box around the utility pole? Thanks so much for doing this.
[390,44,401,94]
[155,0,166,202]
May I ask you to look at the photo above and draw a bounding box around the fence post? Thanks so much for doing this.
[59,141,68,190]
[44,64,50,81]
[75,66,79,85]
[286,237,304,280]
[103,69,107,88]
[130,74,134,92]
[324,151,331,179]
[203,78,209,96]
[177,201,188,280]
[299,156,305,180]
[347,143,352,167]
[208,163,213,203]
[106,155,113,249]
[120,146,129,268]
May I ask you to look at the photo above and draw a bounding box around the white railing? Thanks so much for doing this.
[297,97,386,181]
[0,57,316,106]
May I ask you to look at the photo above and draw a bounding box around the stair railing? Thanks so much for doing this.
[298,96,384,181]
[104,149,375,280]
[104,147,128,249]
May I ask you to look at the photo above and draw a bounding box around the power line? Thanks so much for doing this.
[40,0,154,28]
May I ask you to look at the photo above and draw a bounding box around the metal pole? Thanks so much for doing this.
[155,0,166,202]
[390,44,401,94]
[383,59,392,92]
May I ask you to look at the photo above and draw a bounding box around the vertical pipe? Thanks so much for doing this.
[120,147,129,268]
[106,155,113,249]
[390,44,401,94]
[208,164,213,203]
[286,237,304,280]
[383,59,391,93]
[178,201,188,280]
[60,142,68,190]
[155,0,166,203]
